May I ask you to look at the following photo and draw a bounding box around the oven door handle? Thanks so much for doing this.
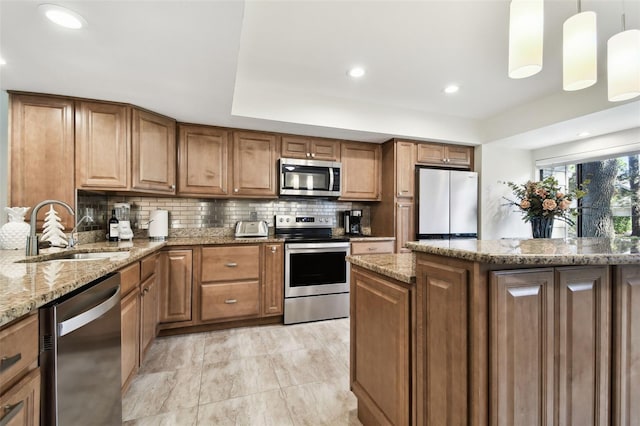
[285,242,350,251]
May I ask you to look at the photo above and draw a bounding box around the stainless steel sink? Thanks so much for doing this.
[52,252,130,262]
[18,250,130,263]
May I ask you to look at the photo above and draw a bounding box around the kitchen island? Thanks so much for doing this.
[347,238,639,426]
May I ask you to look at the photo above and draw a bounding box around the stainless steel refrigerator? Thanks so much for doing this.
[416,168,478,239]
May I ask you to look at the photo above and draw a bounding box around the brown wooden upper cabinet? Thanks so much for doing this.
[132,108,177,194]
[340,141,381,201]
[76,101,131,190]
[395,140,416,198]
[9,93,75,230]
[416,142,473,169]
[177,124,230,197]
[231,131,279,198]
[281,135,340,161]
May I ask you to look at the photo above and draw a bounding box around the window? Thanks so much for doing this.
[540,153,639,238]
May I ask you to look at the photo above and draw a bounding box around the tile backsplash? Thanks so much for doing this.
[78,190,370,237]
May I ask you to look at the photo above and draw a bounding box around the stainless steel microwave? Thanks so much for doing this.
[279,158,342,197]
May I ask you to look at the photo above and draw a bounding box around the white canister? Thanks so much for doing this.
[148,209,168,240]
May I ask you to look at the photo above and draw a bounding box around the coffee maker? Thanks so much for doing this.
[344,209,363,235]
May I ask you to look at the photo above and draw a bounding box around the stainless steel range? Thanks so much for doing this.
[275,214,350,324]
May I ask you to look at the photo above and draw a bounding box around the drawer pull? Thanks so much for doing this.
[0,353,21,373]
[224,299,237,304]
[368,247,377,251]
[225,262,238,268]
[1,401,24,426]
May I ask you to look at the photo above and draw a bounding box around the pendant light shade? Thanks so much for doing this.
[508,0,544,79]
[563,11,598,91]
[607,29,640,101]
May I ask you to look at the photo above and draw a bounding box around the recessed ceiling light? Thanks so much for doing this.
[0,57,6,66]
[444,85,460,94]
[39,4,87,29]
[348,67,365,78]
[577,131,591,137]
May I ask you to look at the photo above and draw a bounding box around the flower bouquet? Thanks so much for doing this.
[504,176,588,238]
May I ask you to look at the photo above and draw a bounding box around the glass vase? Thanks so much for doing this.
[530,216,554,238]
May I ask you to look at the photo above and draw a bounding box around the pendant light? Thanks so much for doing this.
[508,0,544,79]
[563,1,597,91]
[607,14,640,102]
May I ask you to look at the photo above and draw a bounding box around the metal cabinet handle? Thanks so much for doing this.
[143,287,150,294]
[225,262,238,267]
[367,247,377,251]
[271,246,277,253]
[311,153,315,158]
[170,184,176,189]
[0,353,21,373]
[306,153,311,158]
[58,287,120,337]
[224,299,237,304]
[234,188,239,193]
[0,401,24,426]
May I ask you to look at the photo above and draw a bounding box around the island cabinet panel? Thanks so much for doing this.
[350,267,410,426]
[556,266,610,426]
[490,269,555,426]
[415,260,469,426]
[9,93,75,230]
[177,125,229,196]
[159,249,193,323]
[231,131,278,197]
[75,101,131,189]
[613,264,640,426]
[131,108,176,194]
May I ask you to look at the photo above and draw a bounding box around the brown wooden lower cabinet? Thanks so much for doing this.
[262,243,284,316]
[353,254,631,426]
[350,266,411,426]
[139,254,160,361]
[0,368,40,426]
[159,249,193,323]
[120,288,140,390]
[613,264,640,426]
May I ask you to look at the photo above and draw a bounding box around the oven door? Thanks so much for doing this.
[285,242,350,297]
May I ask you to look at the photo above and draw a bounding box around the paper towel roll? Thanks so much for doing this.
[149,209,168,240]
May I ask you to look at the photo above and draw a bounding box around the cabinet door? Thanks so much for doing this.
[310,138,340,161]
[120,288,139,390]
[395,141,415,198]
[231,131,278,197]
[10,94,75,230]
[75,101,130,189]
[200,281,260,321]
[613,265,640,426]
[160,249,193,323]
[445,145,473,168]
[0,368,40,426]
[351,267,410,426]
[396,202,414,253]
[140,274,158,360]
[262,243,284,316]
[281,135,311,159]
[131,108,176,193]
[416,142,446,166]
[177,125,229,196]
[490,269,554,426]
[340,142,381,201]
[556,266,610,426]
[415,259,469,426]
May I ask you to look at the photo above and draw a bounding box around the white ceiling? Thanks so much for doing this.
[1,0,639,149]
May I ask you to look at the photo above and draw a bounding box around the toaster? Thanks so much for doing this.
[234,220,269,238]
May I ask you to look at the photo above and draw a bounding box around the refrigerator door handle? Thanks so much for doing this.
[57,287,120,337]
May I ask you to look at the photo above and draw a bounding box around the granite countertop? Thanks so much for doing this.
[406,237,640,265]
[347,253,415,284]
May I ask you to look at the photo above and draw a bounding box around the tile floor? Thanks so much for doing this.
[122,318,363,426]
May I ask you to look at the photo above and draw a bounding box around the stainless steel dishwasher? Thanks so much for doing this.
[39,272,122,425]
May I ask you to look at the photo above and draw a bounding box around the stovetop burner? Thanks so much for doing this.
[274,214,346,243]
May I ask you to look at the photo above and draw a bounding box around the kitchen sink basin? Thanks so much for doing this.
[18,250,130,263]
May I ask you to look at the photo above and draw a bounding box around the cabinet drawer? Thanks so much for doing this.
[119,262,140,296]
[0,368,40,426]
[140,254,158,281]
[0,315,38,392]
[200,281,260,321]
[351,240,395,255]
[201,246,260,282]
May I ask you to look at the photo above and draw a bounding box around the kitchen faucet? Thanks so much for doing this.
[26,200,75,256]
[67,215,94,248]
